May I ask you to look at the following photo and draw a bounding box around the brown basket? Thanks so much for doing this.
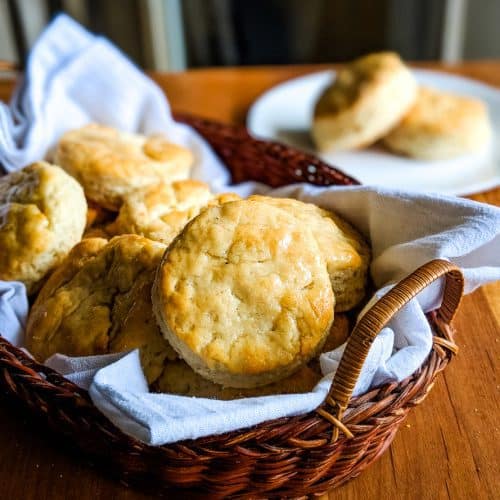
[0,115,464,499]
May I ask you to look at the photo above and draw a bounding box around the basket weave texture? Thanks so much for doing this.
[0,115,464,499]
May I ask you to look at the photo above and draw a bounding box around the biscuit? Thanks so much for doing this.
[156,362,320,399]
[82,226,111,240]
[312,52,417,152]
[248,195,370,311]
[382,86,492,160]
[0,162,87,294]
[26,235,176,384]
[152,199,335,388]
[53,124,193,210]
[155,314,350,398]
[108,180,240,245]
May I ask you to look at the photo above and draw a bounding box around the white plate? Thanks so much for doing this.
[247,69,500,195]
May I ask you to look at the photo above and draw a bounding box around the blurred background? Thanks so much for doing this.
[1,0,499,71]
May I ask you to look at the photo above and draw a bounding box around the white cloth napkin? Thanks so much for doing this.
[1,15,500,445]
[0,14,230,189]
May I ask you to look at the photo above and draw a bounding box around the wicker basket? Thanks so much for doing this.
[0,115,464,499]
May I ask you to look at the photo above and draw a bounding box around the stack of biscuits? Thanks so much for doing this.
[312,52,492,160]
[0,123,371,399]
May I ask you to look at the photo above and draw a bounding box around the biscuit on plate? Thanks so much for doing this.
[248,195,370,312]
[108,180,240,245]
[0,162,87,294]
[53,124,193,210]
[312,52,417,152]
[382,86,492,160]
[155,314,350,398]
[152,199,335,388]
[26,235,176,384]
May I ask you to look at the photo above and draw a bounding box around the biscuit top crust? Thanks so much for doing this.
[247,195,365,272]
[154,199,334,377]
[26,235,175,383]
[0,162,87,291]
[0,162,68,258]
[315,52,407,116]
[394,86,490,135]
[111,180,240,245]
[54,124,193,209]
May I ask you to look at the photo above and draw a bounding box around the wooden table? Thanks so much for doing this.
[0,62,499,500]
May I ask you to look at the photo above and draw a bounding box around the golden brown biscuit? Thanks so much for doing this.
[317,313,350,355]
[155,314,350,399]
[248,195,370,311]
[108,180,240,245]
[82,225,112,240]
[156,362,320,399]
[383,87,492,160]
[312,52,417,152]
[153,199,335,388]
[26,235,176,384]
[53,124,193,210]
[0,162,87,294]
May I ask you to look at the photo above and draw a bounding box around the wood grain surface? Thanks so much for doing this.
[0,62,499,500]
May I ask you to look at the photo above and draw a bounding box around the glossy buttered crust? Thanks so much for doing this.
[312,52,417,151]
[109,180,240,245]
[53,124,193,210]
[152,199,335,388]
[26,235,177,384]
[0,162,87,294]
[248,195,370,311]
[383,86,492,160]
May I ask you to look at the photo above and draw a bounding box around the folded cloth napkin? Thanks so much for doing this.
[1,15,500,445]
[0,14,230,189]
